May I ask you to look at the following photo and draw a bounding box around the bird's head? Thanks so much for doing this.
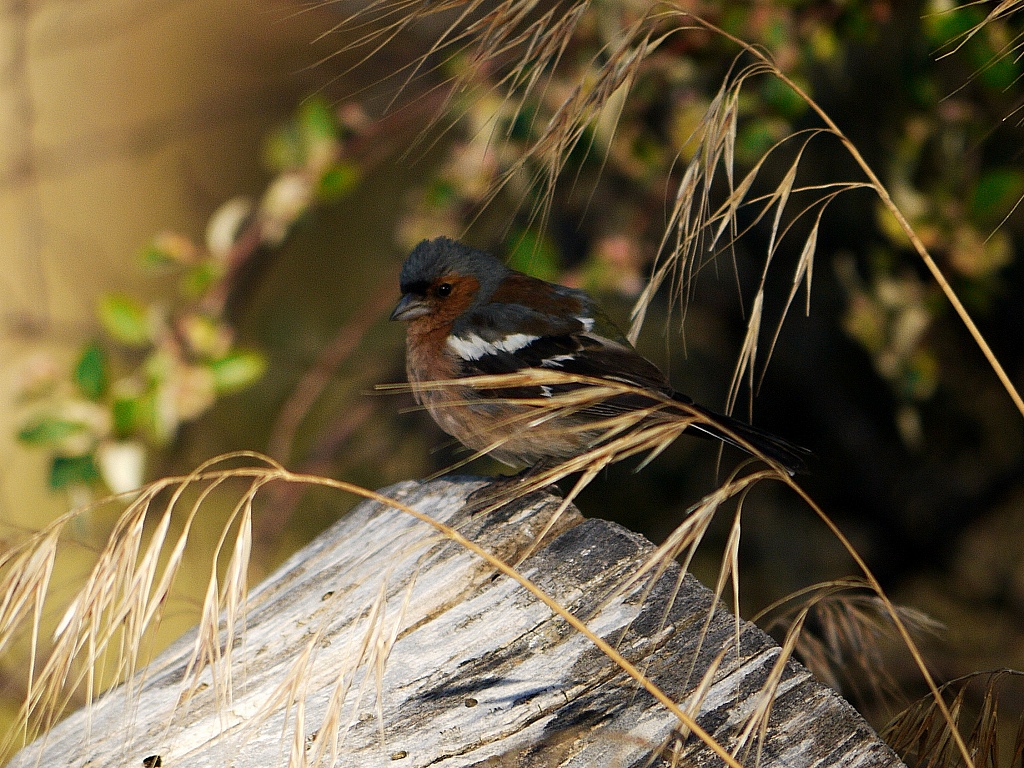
[390,238,509,326]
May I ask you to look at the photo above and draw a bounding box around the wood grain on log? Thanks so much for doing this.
[11,477,905,767]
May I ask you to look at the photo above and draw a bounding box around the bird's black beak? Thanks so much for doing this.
[390,293,430,321]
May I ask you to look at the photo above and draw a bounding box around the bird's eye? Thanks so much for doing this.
[436,282,453,298]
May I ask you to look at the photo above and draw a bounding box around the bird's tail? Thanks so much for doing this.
[678,398,810,476]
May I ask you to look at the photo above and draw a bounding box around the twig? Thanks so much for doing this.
[268,270,399,464]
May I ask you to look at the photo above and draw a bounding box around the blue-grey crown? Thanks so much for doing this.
[399,237,509,298]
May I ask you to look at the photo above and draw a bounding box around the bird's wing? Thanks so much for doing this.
[448,299,674,414]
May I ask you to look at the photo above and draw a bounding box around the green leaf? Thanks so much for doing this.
[506,106,536,141]
[263,125,303,172]
[49,454,99,490]
[736,118,787,166]
[299,98,340,144]
[208,350,267,393]
[140,232,199,268]
[425,180,458,208]
[18,417,88,446]
[112,396,140,437]
[131,391,164,445]
[924,6,983,47]
[763,17,788,50]
[180,261,221,298]
[970,168,1024,226]
[139,241,177,269]
[74,343,108,400]
[98,294,150,346]
[975,43,1020,91]
[317,162,360,201]
[761,76,809,121]
[506,230,561,282]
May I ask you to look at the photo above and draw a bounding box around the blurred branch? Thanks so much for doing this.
[267,271,398,464]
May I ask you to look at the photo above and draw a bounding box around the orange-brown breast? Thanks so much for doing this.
[403,274,479,383]
[403,270,481,448]
[401,271,602,467]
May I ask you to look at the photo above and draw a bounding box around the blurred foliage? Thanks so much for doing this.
[351,0,1024,736]
[9,0,1024,746]
[395,0,1024,449]
[15,0,1024,578]
[24,2,1024,497]
[14,98,365,497]
[15,242,267,495]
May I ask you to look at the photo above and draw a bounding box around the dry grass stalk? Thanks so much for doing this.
[756,581,943,715]
[382,369,798,570]
[627,58,868,411]
[303,563,420,767]
[10,2,1019,764]
[340,3,1019,761]
[252,558,420,768]
[399,367,993,767]
[385,367,940,767]
[0,453,284,760]
[883,669,1024,768]
[776,474,973,765]
[933,0,1023,62]
[10,488,159,750]
[733,605,808,766]
[603,472,760,671]
[648,649,727,767]
[380,366,967,765]
[333,0,1024,422]
[1,454,754,767]
[0,376,958,767]
[671,11,1024,422]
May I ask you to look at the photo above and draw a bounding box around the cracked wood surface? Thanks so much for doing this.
[11,477,905,768]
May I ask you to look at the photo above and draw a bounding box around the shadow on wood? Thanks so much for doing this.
[11,476,904,767]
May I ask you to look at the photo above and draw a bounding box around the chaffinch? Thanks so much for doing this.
[390,237,809,475]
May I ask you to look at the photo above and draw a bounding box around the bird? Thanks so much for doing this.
[390,236,809,475]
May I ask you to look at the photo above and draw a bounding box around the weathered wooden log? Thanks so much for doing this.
[11,477,905,767]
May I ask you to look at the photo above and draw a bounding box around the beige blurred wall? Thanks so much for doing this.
[0,0,340,525]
